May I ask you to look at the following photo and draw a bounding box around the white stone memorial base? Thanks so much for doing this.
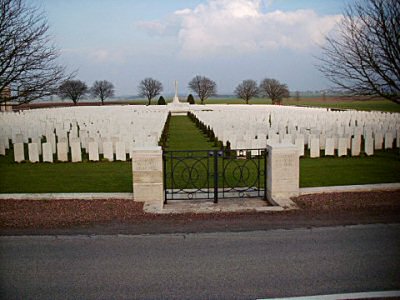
[167,103,190,116]
[132,147,164,210]
[266,144,299,208]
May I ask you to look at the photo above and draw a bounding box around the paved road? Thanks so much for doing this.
[0,224,399,299]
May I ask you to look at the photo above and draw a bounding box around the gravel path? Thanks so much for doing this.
[1,190,399,235]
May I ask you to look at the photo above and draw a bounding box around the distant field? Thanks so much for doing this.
[203,97,400,112]
[125,97,400,112]
[19,96,400,112]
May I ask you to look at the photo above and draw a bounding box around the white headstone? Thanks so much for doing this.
[374,132,383,150]
[71,141,82,162]
[32,137,42,155]
[310,138,320,158]
[111,136,119,152]
[15,133,24,144]
[351,137,361,156]
[319,134,326,150]
[47,132,56,154]
[294,136,305,157]
[116,141,126,161]
[103,141,114,161]
[364,137,374,156]
[57,142,68,162]
[88,141,99,161]
[42,142,53,162]
[338,137,347,157]
[324,138,335,156]
[384,132,393,149]
[13,143,25,162]
[0,140,5,155]
[28,143,39,163]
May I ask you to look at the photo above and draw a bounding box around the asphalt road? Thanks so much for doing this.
[1,224,399,299]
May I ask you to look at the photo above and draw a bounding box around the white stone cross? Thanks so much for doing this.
[172,80,180,104]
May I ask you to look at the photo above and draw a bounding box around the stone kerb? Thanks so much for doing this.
[266,143,299,208]
[132,146,164,210]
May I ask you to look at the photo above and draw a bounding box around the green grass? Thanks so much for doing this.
[164,116,264,189]
[116,97,400,112]
[300,150,400,187]
[1,114,399,193]
[285,99,400,113]
[166,116,218,150]
[203,98,400,112]
[0,149,132,193]
[164,116,400,189]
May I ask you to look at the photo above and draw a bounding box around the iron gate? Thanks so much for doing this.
[163,148,267,203]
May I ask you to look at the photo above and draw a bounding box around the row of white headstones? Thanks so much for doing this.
[0,106,169,163]
[1,104,399,163]
[191,104,400,157]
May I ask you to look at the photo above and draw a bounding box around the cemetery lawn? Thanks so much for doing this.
[202,98,400,113]
[300,150,400,187]
[166,115,218,150]
[0,151,132,193]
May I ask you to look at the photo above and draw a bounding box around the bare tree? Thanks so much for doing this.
[0,0,70,104]
[234,79,259,104]
[90,80,114,105]
[57,80,88,105]
[188,75,217,104]
[259,78,289,105]
[138,78,163,105]
[319,0,400,104]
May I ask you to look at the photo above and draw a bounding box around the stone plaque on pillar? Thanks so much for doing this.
[266,143,299,206]
[132,147,164,210]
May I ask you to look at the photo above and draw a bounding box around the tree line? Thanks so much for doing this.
[56,76,289,106]
[1,0,399,105]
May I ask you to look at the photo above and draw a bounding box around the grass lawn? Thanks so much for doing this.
[286,99,400,113]
[1,115,399,193]
[166,115,218,150]
[0,150,132,193]
[300,150,400,187]
[202,97,400,112]
[165,116,400,189]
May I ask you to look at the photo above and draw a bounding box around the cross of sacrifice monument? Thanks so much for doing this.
[172,80,180,104]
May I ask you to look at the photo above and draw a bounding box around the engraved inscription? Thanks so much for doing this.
[275,155,294,168]
[133,157,161,171]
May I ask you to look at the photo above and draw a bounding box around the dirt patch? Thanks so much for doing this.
[0,190,399,235]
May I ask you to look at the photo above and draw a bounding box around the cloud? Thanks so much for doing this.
[138,0,341,59]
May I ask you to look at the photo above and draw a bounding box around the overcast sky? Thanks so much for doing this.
[32,0,354,96]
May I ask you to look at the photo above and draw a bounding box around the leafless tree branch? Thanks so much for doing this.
[57,80,88,105]
[0,0,71,104]
[259,78,289,105]
[318,0,400,104]
[90,80,114,105]
[234,79,259,104]
[188,75,217,104]
[138,77,163,105]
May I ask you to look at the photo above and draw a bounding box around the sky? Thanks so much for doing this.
[31,0,355,97]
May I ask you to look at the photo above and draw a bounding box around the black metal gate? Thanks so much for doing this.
[163,148,267,203]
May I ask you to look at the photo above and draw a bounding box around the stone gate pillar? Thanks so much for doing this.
[266,144,299,208]
[132,146,164,210]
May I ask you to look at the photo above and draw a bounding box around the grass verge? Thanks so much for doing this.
[166,115,218,150]
[300,150,400,187]
[0,150,132,193]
